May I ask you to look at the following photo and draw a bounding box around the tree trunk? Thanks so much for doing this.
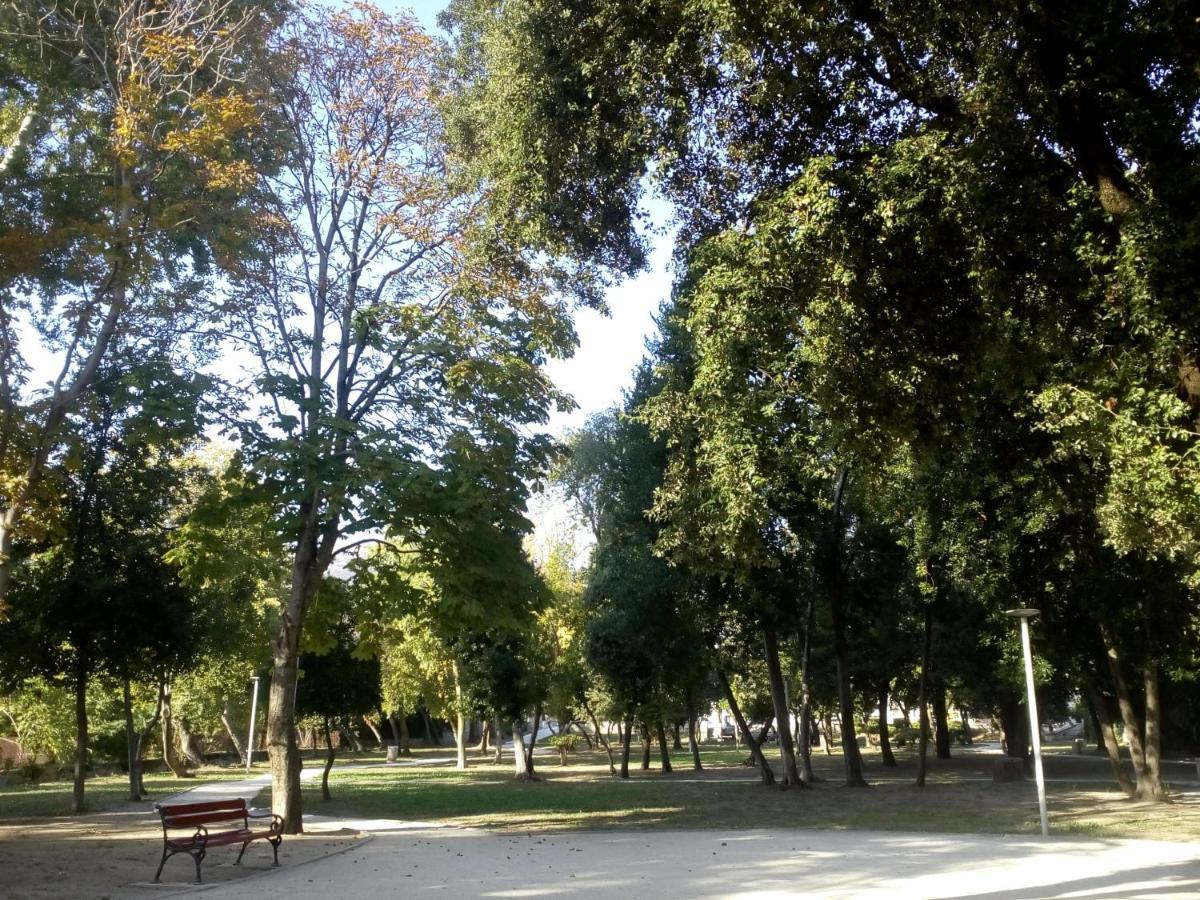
[1086,683,1133,795]
[525,704,543,777]
[915,604,933,788]
[656,721,673,773]
[639,722,652,770]
[933,678,952,760]
[958,706,973,744]
[477,719,491,755]
[72,665,88,814]
[878,681,896,767]
[1101,628,1163,800]
[830,601,866,786]
[686,692,703,772]
[267,647,302,832]
[1141,664,1166,801]
[716,667,775,785]
[619,715,632,779]
[453,661,468,770]
[583,697,616,775]
[512,721,530,780]
[133,688,163,799]
[363,716,384,748]
[763,626,803,786]
[122,675,142,801]
[1000,696,1029,761]
[493,715,503,765]
[796,595,817,783]
[671,722,682,751]
[220,701,248,767]
[421,707,435,746]
[388,714,401,749]
[399,711,412,755]
[338,725,364,754]
[160,681,191,779]
[321,717,335,801]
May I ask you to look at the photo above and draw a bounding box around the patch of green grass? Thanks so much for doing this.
[0,768,246,820]
[283,743,1200,842]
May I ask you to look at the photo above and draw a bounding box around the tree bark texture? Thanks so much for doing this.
[619,715,632,779]
[763,626,803,786]
[1086,683,1133,795]
[72,666,88,814]
[915,603,933,788]
[656,721,673,773]
[716,667,775,785]
[321,718,335,801]
[583,697,616,775]
[933,678,952,760]
[878,681,897,767]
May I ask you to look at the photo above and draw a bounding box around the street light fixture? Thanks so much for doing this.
[1005,608,1048,837]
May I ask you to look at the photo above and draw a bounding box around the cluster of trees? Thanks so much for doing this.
[447,0,1200,802]
[0,1,580,828]
[4,0,1198,835]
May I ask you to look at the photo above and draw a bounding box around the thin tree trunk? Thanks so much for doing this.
[134,688,163,798]
[221,701,248,767]
[639,722,652,770]
[421,707,435,746]
[72,665,88,814]
[671,722,682,751]
[453,661,467,770]
[915,603,933,787]
[716,667,775,785]
[1101,627,1162,800]
[321,718,335,801]
[878,681,897,767]
[797,595,817,782]
[619,715,632,779]
[363,716,384,748]
[763,626,803,786]
[1086,683,1133,795]
[958,706,973,744]
[686,691,702,772]
[933,678,952,760]
[493,715,503,765]
[477,719,491,755]
[525,704,543,777]
[160,681,191,779]
[122,675,142,801]
[388,714,401,747]
[583,697,615,775]
[656,721,673,773]
[830,601,866,786]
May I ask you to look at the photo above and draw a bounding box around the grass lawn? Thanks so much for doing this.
[0,767,248,820]
[285,742,1200,842]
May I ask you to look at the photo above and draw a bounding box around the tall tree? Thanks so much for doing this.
[0,0,272,608]
[223,5,573,831]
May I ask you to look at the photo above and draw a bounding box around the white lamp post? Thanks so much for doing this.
[1005,608,1048,837]
[245,676,261,775]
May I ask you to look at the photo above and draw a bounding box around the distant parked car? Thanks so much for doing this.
[719,723,736,740]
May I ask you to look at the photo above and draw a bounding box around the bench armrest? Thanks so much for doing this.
[248,808,284,833]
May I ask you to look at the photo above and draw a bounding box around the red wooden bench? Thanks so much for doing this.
[153,797,283,884]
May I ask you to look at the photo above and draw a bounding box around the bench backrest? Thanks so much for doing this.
[156,798,249,830]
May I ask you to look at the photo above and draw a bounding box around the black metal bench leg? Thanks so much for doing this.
[270,836,281,867]
[153,848,170,883]
[192,849,206,884]
[234,841,250,865]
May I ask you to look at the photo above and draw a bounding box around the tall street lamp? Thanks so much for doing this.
[246,675,261,775]
[1005,608,1048,836]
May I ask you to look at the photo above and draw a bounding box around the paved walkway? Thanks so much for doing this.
[168,826,1200,899]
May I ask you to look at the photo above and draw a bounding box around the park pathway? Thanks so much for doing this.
[169,826,1200,899]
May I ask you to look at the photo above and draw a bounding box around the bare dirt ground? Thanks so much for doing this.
[0,809,364,900]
